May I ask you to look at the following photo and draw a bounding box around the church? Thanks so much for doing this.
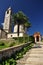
[0,7,25,39]
[33,32,41,42]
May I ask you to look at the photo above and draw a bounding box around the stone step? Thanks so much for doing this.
[17,57,43,62]
[24,55,43,58]
[24,54,43,58]
[31,50,43,52]
[25,62,43,65]
[31,48,43,50]
[17,63,25,65]
[17,60,43,64]
[25,58,43,65]
[29,56,43,58]
[27,57,43,62]
[26,51,43,54]
[30,52,43,54]
[29,54,43,57]
[24,52,43,56]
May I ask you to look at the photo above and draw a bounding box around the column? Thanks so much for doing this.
[13,24,18,32]
[35,37,37,42]
[39,36,41,42]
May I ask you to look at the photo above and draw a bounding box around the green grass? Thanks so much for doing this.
[0,37,29,50]
[0,36,34,50]
[40,40,43,42]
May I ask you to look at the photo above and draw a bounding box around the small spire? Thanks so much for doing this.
[8,7,11,10]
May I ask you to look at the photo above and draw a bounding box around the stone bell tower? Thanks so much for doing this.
[3,7,12,33]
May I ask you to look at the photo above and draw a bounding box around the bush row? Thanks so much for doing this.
[13,37,29,43]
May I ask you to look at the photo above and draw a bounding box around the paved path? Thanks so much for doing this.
[17,42,43,65]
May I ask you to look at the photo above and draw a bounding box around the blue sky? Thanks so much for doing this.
[0,0,43,35]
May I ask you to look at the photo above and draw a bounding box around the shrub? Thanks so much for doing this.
[9,42,15,47]
[11,52,16,59]
[0,57,17,65]
[0,42,5,46]
[15,52,23,60]
[8,58,17,65]
[13,37,29,43]
[13,37,24,43]
[29,36,35,42]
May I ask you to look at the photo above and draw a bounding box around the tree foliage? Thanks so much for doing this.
[29,36,35,42]
[12,11,31,28]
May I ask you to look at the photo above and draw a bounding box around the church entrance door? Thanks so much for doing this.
[36,36,39,42]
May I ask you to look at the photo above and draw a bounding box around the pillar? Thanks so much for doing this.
[35,37,37,42]
[13,24,18,32]
[39,36,41,42]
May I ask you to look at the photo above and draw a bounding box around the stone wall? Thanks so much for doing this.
[0,29,7,39]
[0,42,31,60]
[1,30,7,39]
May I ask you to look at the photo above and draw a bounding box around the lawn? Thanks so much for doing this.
[0,36,34,50]
[0,37,29,50]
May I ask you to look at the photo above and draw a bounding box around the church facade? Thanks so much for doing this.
[0,7,25,39]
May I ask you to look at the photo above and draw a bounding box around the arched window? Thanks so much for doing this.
[7,10,9,14]
[11,35,12,37]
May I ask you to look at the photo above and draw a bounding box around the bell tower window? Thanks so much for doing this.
[7,10,9,14]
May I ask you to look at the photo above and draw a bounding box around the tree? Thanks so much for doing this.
[12,11,31,36]
[29,36,35,42]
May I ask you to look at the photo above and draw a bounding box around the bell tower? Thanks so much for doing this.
[3,7,12,33]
